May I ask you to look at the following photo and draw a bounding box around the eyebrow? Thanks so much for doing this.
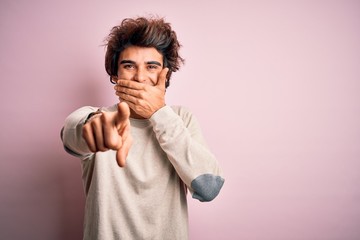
[120,60,162,66]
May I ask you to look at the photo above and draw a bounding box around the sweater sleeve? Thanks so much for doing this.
[149,105,225,202]
[61,106,99,158]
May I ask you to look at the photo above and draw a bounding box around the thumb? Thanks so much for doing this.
[116,134,132,167]
[156,68,169,88]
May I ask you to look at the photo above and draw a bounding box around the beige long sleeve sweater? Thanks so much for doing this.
[61,105,224,240]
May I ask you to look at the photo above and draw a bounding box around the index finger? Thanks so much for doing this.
[117,79,146,90]
[115,102,130,125]
[101,102,130,149]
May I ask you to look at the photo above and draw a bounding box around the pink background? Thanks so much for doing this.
[1,0,360,239]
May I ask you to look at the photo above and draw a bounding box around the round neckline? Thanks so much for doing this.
[129,117,151,128]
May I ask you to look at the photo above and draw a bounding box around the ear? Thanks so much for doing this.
[110,75,118,84]
[165,70,172,88]
[166,69,171,80]
[157,68,169,88]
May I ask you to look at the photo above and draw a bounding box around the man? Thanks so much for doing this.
[61,16,224,240]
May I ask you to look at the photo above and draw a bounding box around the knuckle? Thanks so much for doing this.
[135,98,141,105]
[98,146,108,152]
[109,141,120,150]
[101,111,109,118]
[139,92,146,99]
[101,112,112,124]
[90,120,98,128]
[82,124,91,135]
[100,112,107,121]
[134,105,141,111]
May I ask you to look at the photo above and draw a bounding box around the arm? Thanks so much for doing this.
[61,103,132,166]
[149,106,224,202]
[61,106,98,158]
[114,68,224,200]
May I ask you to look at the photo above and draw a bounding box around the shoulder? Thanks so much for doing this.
[169,105,197,127]
[170,105,192,117]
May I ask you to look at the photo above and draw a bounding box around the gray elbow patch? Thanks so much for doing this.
[191,174,224,202]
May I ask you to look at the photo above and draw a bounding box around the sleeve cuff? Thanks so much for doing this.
[149,105,179,126]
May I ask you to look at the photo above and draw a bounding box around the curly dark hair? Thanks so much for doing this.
[104,17,184,88]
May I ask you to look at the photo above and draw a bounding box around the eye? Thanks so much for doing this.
[148,65,159,70]
[123,64,135,69]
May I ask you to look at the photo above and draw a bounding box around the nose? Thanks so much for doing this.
[133,68,146,82]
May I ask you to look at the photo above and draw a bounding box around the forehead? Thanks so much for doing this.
[119,46,163,62]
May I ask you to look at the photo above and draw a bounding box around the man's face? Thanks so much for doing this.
[117,46,164,85]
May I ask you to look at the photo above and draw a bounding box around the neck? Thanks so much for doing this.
[129,109,146,119]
